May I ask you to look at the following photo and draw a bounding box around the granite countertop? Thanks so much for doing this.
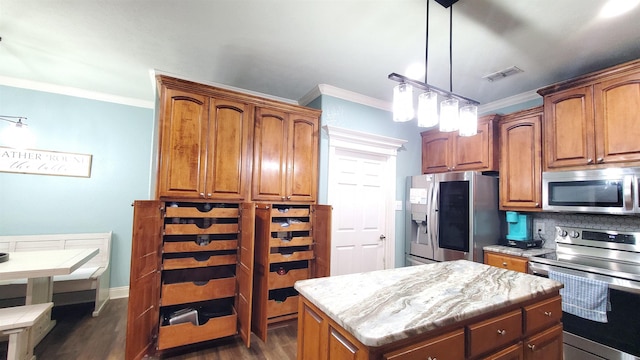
[294,260,562,348]
[484,245,555,258]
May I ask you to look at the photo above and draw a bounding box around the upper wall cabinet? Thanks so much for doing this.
[154,76,321,203]
[156,82,252,200]
[538,59,640,171]
[499,107,543,211]
[421,114,499,174]
[252,107,319,202]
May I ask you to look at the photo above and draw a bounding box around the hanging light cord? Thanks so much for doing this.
[425,0,430,84]
[448,5,453,94]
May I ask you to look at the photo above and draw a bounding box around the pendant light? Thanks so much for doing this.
[389,0,479,136]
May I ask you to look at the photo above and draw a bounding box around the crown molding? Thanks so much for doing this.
[478,89,541,114]
[300,84,392,111]
[0,75,155,109]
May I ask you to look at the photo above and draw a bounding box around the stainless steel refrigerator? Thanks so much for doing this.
[405,172,500,266]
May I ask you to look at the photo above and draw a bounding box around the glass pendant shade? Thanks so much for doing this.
[392,83,414,122]
[439,98,459,132]
[1,121,35,149]
[417,91,439,128]
[458,104,478,136]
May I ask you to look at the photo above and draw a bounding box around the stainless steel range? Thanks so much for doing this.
[529,226,640,360]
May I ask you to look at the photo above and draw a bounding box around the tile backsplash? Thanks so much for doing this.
[529,213,640,249]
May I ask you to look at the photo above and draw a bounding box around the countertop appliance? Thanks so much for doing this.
[405,172,500,265]
[529,226,640,359]
[505,211,541,249]
[542,167,640,214]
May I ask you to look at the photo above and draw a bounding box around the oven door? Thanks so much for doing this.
[529,261,640,359]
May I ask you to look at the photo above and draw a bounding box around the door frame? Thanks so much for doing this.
[324,125,407,270]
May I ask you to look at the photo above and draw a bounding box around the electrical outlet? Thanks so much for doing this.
[535,221,545,234]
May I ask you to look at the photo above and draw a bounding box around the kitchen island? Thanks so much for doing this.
[294,260,563,360]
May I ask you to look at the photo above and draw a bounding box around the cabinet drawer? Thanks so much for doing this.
[165,206,239,219]
[163,239,237,253]
[484,252,528,273]
[270,207,310,218]
[481,342,523,360]
[163,253,236,270]
[270,236,313,247]
[267,295,299,318]
[268,268,310,290]
[384,328,465,360]
[270,222,312,232]
[270,250,314,263]
[467,309,523,358]
[524,296,562,335]
[161,277,236,306]
[157,307,237,350]
[165,223,239,235]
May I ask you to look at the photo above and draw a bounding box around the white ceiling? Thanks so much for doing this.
[1,0,640,108]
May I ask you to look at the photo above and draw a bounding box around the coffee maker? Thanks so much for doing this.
[505,211,541,248]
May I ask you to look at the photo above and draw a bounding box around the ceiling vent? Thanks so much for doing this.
[482,66,524,82]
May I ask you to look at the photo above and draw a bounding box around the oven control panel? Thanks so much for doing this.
[555,226,639,247]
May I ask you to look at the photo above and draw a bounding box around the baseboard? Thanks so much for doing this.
[109,286,129,299]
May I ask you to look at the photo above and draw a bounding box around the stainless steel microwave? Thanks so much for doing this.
[542,168,640,214]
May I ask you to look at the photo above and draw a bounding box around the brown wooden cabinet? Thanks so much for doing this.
[252,203,331,343]
[484,252,529,273]
[538,59,640,170]
[252,107,319,202]
[499,107,543,211]
[297,293,562,360]
[156,81,253,200]
[421,114,499,174]
[125,201,255,360]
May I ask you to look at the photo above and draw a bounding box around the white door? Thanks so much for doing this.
[331,149,387,275]
[325,126,407,277]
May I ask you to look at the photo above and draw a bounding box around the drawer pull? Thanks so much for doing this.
[497,329,506,335]
[502,262,508,266]
[427,357,437,360]
[528,344,536,351]
[544,311,552,317]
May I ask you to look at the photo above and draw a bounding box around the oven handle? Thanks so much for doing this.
[528,261,640,295]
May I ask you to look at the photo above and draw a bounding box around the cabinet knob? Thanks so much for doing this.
[199,192,205,197]
[587,158,593,164]
[544,311,552,317]
[281,196,286,200]
[207,193,212,197]
[527,344,536,351]
[427,357,437,360]
[497,329,506,335]
[597,157,604,163]
[535,202,540,207]
[502,262,508,267]
[287,196,291,200]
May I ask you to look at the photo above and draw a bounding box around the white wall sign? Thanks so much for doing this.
[0,147,93,177]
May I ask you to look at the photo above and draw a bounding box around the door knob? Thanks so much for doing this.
[379,234,386,241]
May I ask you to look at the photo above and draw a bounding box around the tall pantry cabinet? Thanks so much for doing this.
[125,75,330,359]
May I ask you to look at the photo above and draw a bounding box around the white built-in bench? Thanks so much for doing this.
[0,302,53,360]
[0,232,112,317]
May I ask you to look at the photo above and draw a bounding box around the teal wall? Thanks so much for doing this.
[307,95,423,268]
[0,85,154,288]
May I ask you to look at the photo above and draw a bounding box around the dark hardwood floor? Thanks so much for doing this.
[1,298,298,360]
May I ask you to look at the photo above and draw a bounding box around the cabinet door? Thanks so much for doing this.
[253,107,288,201]
[452,116,497,171]
[523,324,563,360]
[287,113,319,202]
[312,204,332,278]
[421,131,451,174]
[207,99,251,200]
[481,342,523,360]
[156,88,209,198]
[236,202,255,347]
[125,201,162,360]
[594,72,640,165]
[543,86,595,169]
[298,300,326,360]
[500,109,542,210]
